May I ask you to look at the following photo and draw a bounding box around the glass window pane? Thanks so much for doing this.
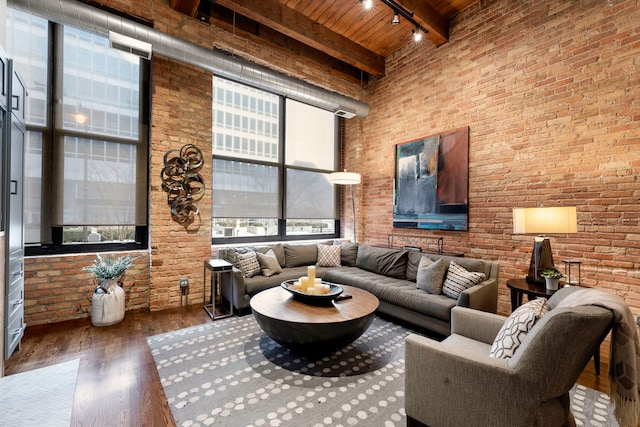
[24,131,43,244]
[6,9,49,126]
[286,169,336,219]
[286,219,335,236]
[212,77,280,162]
[212,218,278,238]
[212,159,279,218]
[62,225,135,244]
[62,26,140,140]
[285,99,336,170]
[61,136,137,225]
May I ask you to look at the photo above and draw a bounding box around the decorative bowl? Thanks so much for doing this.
[281,279,343,305]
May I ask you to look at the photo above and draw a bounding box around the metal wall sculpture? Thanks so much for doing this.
[161,144,205,228]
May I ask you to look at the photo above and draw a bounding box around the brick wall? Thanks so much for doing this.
[23,252,149,325]
[344,0,640,316]
[148,57,213,311]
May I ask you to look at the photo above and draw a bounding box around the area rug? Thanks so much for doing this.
[147,315,618,427]
[0,358,79,426]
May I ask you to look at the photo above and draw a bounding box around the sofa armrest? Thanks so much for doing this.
[450,306,506,344]
[457,277,498,313]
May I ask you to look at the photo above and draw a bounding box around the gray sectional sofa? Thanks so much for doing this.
[218,242,499,336]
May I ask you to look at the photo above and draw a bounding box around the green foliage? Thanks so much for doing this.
[83,254,135,281]
[540,267,564,279]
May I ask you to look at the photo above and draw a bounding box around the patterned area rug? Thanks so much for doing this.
[0,358,79,427]
[147,315,617,427]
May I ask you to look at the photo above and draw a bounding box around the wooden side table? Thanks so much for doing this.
[506,278,558,312]
[505,278,600,375]
[203,259,234,320]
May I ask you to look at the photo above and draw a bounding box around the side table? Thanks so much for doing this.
[203,259,234,320]
[505,278,600,376]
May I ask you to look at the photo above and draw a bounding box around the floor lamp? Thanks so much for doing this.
[328,170,361,242]
[513,206,577,283]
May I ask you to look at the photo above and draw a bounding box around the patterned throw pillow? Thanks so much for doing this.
[256,250,283,277]
[317,244,341,267]
[490,298,549,359]
[442,261,486,299]
[236,251,261,278]
[416,257,447,294]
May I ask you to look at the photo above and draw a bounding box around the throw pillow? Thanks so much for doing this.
[283,244,318,268]
[236,251,261,278]
[442,261,486,300]
[256,250,283,277]
[416,257,447,294]
[490,298,549,359]
[340,242,359,266]
[355,245,408,279]
[317,244,341,267]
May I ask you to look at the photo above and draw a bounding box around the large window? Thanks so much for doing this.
[212,78,339,242]
[6,9,149,254]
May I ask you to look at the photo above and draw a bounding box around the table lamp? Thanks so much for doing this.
[512,206,577,283]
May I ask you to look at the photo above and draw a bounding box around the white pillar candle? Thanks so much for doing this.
[299,276,308,292]
[307,265,316,283]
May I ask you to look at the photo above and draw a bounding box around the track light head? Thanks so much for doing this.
[391,11,400,25]
[360,0,373,10]
[412,28,423,42]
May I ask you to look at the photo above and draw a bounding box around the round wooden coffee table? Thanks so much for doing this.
[250,285,379,355]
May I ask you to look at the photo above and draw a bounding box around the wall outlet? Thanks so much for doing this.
[179,278,189,288]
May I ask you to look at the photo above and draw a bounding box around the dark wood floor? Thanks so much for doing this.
[4,305,610,426]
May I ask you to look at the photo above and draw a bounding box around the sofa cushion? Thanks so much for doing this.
[406,252,426,282]
[284,244,318,268]
[324,267,455,321]
[442,261,486,300]
[490,298,548,359]
[340,242,359,267]
[356,245,408,279]
[236,251,261,278]
[256,250,283,277]
[254,244,286,268]
[317,244,341,267]
[416,258,447,295]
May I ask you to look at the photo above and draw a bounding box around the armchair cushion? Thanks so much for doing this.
[442,261,486,299]
[490,297,548,359]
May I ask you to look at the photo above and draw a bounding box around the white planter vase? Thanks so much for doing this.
[545,277,560,291]
[91,279,125,327]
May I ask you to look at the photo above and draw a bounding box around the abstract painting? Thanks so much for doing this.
[393,126,469,230]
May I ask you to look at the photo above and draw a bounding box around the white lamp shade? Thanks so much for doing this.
[328,171,361,185]
[513,206,577,234]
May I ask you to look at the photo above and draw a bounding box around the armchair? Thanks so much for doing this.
[405,287,614,427]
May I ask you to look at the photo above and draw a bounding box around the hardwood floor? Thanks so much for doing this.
[4,305,609,426]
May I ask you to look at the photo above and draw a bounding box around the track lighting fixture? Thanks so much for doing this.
[412,28,423,42]
[360,0,373,10]
[391,10,400,25]
[360,0,429,43]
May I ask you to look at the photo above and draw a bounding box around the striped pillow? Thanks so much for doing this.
[442,261,486,299]
[236,251,261,278]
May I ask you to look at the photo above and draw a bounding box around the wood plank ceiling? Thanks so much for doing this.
[169,0,479,83]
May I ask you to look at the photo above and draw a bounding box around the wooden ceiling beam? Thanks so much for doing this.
[397,0,449,46]
[214,0,385,76]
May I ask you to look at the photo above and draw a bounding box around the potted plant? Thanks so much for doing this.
[83,254,135,327]
[540,267,564,291]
